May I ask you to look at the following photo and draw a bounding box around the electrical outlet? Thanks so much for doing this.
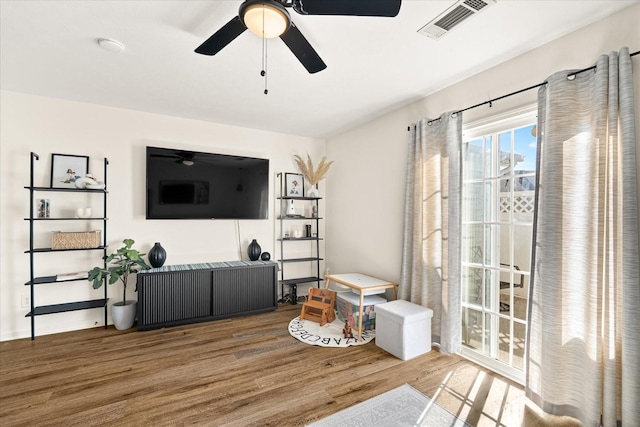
[21,295,30,308]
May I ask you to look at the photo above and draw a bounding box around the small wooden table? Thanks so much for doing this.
[324,273,398,341]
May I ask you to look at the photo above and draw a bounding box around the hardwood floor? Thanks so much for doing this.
[0,304,525,426]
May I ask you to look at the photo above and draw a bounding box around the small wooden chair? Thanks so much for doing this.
[300,288,336,326]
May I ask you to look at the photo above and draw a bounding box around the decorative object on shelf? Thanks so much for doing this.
[247,239,261,261]
[148,242,167,268]
[51,230,101,249]
[305,224,312,237]
[36,199,50,218]
[55,271,87,281]
[87,239,150,330]
[287,199,296,216]
[261,252,271,261]
[285,173,304,197]
[293,229,303,238]
[74,173,105,190]
[312,205,318,218]
[76,207,92,218]
[50,153,89,189]
[293,154,334,197]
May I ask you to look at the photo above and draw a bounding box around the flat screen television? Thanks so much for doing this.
[146,146,269,219]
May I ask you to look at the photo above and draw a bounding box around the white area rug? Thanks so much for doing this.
[288,316,375,347]
[307,384,471,427]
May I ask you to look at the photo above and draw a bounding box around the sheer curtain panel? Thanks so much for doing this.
[526,47,639,426]
[400,113,462,354]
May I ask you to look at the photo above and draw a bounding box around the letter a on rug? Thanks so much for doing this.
[288,316,375,347]
[307,384,471,426]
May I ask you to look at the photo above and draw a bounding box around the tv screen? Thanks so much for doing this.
[146,146,269,219]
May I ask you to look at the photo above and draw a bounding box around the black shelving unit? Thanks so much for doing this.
[24,152,109,340]
[276,172,323,304]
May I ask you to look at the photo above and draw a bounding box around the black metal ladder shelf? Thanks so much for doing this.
[25,152,110,340]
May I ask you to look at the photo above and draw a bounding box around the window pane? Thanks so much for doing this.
[514,125,537,174]
[499,316,511,364]
[499,224,512,265]
[499,131,512,176]
[462,307,483,351]
[462,182,484,221]
[513,225,532,274]
[462,224,483,263]
[513,321,526,369]
[484,136,493,178]
[462,266,482,306]
[484,224,499,265]
[484,181,498,221]
[464,139,484,180]
[484,268,496,310]
[513,186,535,218]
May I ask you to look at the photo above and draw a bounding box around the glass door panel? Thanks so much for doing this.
[461,114,537,384]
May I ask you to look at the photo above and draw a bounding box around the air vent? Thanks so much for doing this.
[418,0,496,40]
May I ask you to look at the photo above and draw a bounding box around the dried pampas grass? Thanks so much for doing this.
[293,154,334,186]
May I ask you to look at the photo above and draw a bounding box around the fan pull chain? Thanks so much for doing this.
[260,8,268,95]
[261,37,268,94]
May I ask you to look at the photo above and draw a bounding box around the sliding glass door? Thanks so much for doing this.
[460,109,537,383]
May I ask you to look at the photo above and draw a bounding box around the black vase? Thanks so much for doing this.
[148,242,167,268]
[261,252,271,261]
[247,239,261,261]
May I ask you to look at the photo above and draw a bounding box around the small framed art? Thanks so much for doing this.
[36,199,50,218]
[50,154,89,188]
[285,173,304,197]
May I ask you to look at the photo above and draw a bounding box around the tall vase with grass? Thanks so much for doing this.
[88,239,150,330]
[293,154,334,198]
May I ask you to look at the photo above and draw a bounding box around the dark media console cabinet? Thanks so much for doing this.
[137,260,278,331]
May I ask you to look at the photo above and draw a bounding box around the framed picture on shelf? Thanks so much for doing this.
[50,154,89,189]
[285,173,304,197]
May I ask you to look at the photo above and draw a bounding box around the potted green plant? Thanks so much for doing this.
[88,238,150,330]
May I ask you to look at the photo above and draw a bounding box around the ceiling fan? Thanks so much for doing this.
[194,0,402,74]
[150,150,197,166]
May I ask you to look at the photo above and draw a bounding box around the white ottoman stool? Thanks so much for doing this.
[375,300,433,361]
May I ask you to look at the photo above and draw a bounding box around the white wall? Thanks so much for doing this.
[0,92,325,340]
[325,4,640,286]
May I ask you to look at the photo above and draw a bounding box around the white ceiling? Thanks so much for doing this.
[1,1,636,139]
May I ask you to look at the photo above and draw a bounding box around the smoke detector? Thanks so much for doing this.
[418,0,497,40]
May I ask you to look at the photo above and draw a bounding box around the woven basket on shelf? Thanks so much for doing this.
[51,230,102,250]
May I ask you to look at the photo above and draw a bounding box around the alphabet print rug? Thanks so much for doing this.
[288,316,375,347]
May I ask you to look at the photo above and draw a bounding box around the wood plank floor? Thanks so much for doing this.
[0,304,526,426]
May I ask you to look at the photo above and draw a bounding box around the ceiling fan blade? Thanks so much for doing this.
[292,0,401,17]
[195,16,247,56]
[280,22,327,74]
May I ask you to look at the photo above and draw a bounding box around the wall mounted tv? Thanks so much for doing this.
[146,146,269,220]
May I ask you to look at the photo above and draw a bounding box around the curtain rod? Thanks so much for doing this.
[408,49,639,130]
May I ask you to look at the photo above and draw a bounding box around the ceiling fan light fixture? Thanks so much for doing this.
[241,1,290,38]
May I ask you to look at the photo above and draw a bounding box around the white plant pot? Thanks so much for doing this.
[111,300,137,330]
